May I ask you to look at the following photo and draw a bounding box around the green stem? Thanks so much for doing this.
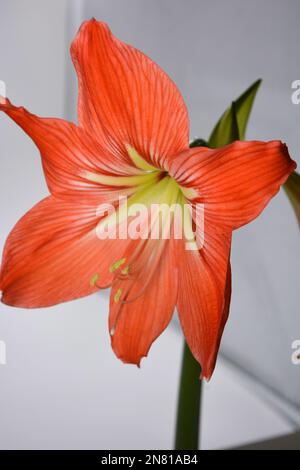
[174,341,202,450]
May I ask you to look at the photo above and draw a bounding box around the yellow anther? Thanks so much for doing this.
[90,273,99,287]
[121,266,130,275]
[109,258,126,273]
[114,288,122,303]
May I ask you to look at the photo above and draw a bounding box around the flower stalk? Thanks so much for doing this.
[174,79,263,451]
[175,341,202,450]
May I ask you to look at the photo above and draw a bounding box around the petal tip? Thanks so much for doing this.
[199,362,214,381]
[0,96,11,110]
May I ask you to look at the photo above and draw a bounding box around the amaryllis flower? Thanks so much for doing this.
[0,20,296,379]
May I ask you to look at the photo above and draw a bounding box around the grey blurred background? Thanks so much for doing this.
[0,0,299,450]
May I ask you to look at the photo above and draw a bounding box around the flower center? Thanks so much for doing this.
[89,148,200,300]
[87,146,198,247]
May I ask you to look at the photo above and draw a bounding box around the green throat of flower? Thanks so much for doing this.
[85,146,198,254]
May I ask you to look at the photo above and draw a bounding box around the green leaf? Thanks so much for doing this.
[284,171,300,227]
[234,79,262,139]
[208,101,240,148]
[208,79,262,148]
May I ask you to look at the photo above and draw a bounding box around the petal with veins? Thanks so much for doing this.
[109,236,177,365]
[0,197,133,307]
[0,98,143,204]
[170,141,296,230]
[176,229,232,379]
[71,19,189,169]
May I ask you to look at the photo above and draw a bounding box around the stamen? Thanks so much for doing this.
[84,170,159,187]
[121,266,130,275]
[89,273,112,290]
[109,258,126,273]
[180,185,198,200]
[126,144,158,172]
[120,239,167,305]
[114,288,122,303]
[90,273,99,287]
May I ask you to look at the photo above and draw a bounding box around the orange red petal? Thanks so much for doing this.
[176,230,232,379]
[170,140,296,231]
[0,98,142,205]
[109,237,178,365]
[71,19,189,170]
[0,197,132,307]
